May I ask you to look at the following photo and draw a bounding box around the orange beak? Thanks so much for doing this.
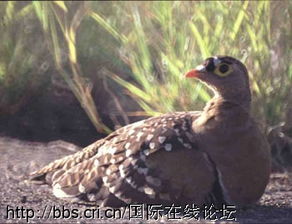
[184,69,201,78]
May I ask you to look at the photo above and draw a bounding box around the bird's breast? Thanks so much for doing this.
[195,118,271,206]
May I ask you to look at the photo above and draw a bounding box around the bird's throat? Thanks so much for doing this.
[192,96,251,134]
[205,95,251,115]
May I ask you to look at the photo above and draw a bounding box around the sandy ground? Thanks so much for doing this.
[0,136,292,223]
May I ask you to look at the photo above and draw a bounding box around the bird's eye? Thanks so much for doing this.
[214,63,233,77]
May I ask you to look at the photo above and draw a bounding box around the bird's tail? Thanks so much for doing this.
[29,139,106,184]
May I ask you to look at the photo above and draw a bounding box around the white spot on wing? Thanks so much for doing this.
[178,137,184,143]
[109,186,118,193]
[87,193,96,201]
[162,127,168,134]
[144,187,155,196]
[125,142,131,150]
[125,149,133,157]
[119,167,127,178]
[138,186,155,198]
[146,134,154,141]
[119,164,124,170]
[136,131,144,141]
[94,160,100,166]
[102,176,109,184]
[108,147,117,155]
[149,142,155,149]
[78,184,86,193]
[130,120,145,128]
[126,177,137,188]
[118,164,126,178]
[184,143,192,149]
[144,149,150,156]
[137,167,148,175]
[106,169,112,175]
[158,136,166,144]
[165,144,172,151]
[182,122,188,131]
[129,129,136,135]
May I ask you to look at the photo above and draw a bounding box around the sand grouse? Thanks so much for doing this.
[30,56,271,207]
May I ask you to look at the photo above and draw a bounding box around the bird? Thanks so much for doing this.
[30,56,271,208]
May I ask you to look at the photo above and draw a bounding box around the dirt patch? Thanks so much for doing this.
[0,136,291,223]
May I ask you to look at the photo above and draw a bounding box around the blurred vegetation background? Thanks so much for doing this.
[0,1,291,166]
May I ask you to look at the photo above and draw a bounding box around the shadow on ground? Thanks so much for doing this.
[0,136,291,223]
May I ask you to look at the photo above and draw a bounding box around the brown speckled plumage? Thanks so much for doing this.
[30,56,271,207]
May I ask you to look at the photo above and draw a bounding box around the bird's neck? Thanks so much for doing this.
[204,95,251,117]
[208,86,252,113]
[192,94,251,139]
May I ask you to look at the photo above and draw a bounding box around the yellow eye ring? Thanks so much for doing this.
[214,63,233,77]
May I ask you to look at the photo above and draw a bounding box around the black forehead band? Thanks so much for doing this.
[205,58,215,71]
[205,57,233,72]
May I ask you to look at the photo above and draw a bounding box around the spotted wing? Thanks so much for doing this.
[89,111,202,205]
[33,111,212,205]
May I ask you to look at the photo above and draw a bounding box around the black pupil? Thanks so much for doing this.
[219,64,229,73]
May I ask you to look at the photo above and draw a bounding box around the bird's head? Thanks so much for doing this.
[185,56,251,105]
